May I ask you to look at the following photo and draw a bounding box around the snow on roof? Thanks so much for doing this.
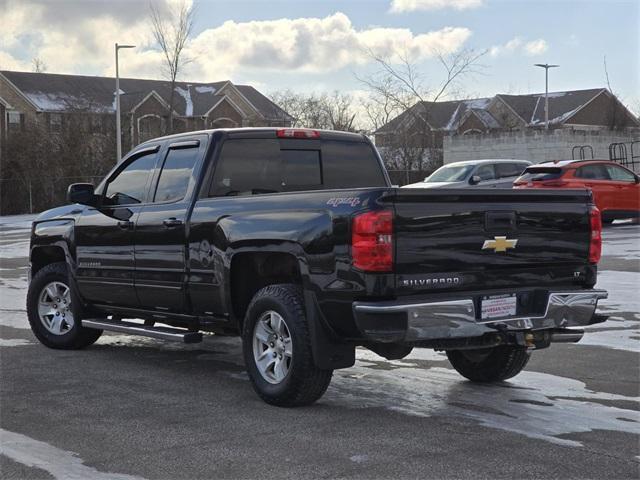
[195,85,216,94]
[0,71,290,120]
[175,86,193,117]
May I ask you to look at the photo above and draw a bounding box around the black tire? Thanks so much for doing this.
[27,262,102,349]
[446,345,530,382]
[242,284,333,407]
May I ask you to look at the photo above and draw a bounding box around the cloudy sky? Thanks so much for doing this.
[1,0,638,110]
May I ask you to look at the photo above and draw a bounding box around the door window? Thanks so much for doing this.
[605,164,636,182]
[474,164,496,181]
[104,152,158,205]
[495,163,528,179]
[575,164,610,180]
[154,147,200,203]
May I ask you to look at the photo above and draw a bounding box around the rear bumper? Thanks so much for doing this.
[352,289,608,343]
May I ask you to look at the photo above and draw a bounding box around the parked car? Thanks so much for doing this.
[514,159,640,223]
[403,159,531,189]
[27,128,607,407]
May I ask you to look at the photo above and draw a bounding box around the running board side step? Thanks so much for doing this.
[82,319,203,343]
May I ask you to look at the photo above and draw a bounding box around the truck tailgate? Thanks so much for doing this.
[382,188,593,295]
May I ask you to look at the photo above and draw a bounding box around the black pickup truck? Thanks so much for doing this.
[27,128,607,406]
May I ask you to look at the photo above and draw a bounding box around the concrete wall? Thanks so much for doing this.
[444,128,640,168]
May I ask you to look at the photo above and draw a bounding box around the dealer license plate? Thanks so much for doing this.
[481,294,517,320]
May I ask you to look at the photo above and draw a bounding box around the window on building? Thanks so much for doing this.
[90,115,103,134]
[7,111,23,132]
[153,147,200,203]
[49,113,63,133]
[138,115,163,143]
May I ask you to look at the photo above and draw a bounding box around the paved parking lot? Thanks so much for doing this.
[1,214,639,479]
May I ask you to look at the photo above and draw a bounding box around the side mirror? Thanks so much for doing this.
[635,175,640,184]
[469,175,481,185]
[67,183,96,206]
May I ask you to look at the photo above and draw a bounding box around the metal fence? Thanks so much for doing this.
[0,176,104,215]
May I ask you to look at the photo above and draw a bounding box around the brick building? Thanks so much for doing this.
[375,88,640,166]
[0,70,293,160]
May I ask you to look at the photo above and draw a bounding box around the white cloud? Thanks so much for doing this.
[524,39,549,56]
[489,37,548,57]
[0,4,472,82]
[390,0,484,13]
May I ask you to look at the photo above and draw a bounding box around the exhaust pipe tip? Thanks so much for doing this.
[550,328,584,343]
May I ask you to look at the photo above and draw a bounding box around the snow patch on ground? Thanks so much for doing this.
[0,428,145,480]
[328,364,640,447]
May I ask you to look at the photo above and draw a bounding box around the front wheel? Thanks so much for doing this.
[27,262,102,349]
[242,284,333,407]
[446,345,530,382]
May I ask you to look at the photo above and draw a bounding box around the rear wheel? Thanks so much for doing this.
[27,262,102,349]
[242,284,333,407]
[446,345,530,382]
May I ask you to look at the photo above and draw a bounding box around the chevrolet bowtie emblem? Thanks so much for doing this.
[482,236,518,252]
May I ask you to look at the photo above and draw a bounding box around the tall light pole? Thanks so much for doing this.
[534,63,560,130]
[115,43,135,163]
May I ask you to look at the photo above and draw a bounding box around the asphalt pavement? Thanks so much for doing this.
[1,214,638,479]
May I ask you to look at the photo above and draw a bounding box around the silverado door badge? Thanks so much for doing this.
[482,236,518,252]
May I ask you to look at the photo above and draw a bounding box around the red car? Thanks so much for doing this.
[514,159,640,223]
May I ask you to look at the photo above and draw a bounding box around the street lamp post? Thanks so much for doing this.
[115,43,135,163]
[534,63,560,130]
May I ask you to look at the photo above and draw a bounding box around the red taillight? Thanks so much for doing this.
[352,210,393,272]
[589,205,602,264]
[276,128,320,139]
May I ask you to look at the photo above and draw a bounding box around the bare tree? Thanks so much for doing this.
[150,0,194,134]
[269,90,360,132]
[32,57,47,73]
[357,48,485,180]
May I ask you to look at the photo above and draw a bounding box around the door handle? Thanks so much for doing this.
[163,217,183,228]
[117,220,133,229]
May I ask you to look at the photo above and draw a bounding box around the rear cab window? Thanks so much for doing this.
[209,137,387,197]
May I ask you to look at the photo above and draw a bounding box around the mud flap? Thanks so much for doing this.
[304,290,355,370]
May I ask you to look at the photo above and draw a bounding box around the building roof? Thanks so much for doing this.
[375,88,638,134]
[0,70,292,121]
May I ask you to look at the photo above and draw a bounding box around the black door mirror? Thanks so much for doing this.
[67,183,97,206]
[469,175,482,185]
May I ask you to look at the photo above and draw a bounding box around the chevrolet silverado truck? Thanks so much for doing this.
[27,128,608,407]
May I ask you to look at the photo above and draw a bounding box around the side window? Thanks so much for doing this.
[154,147,200,203]
[210,139,281,196]
[496,163,527,179]
[575,164,610,180]
[475,164,496,181]
[104,152,158,205]
[606,165,636,182]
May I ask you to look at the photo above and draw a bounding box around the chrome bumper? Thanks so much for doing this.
[352,289,608,343]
